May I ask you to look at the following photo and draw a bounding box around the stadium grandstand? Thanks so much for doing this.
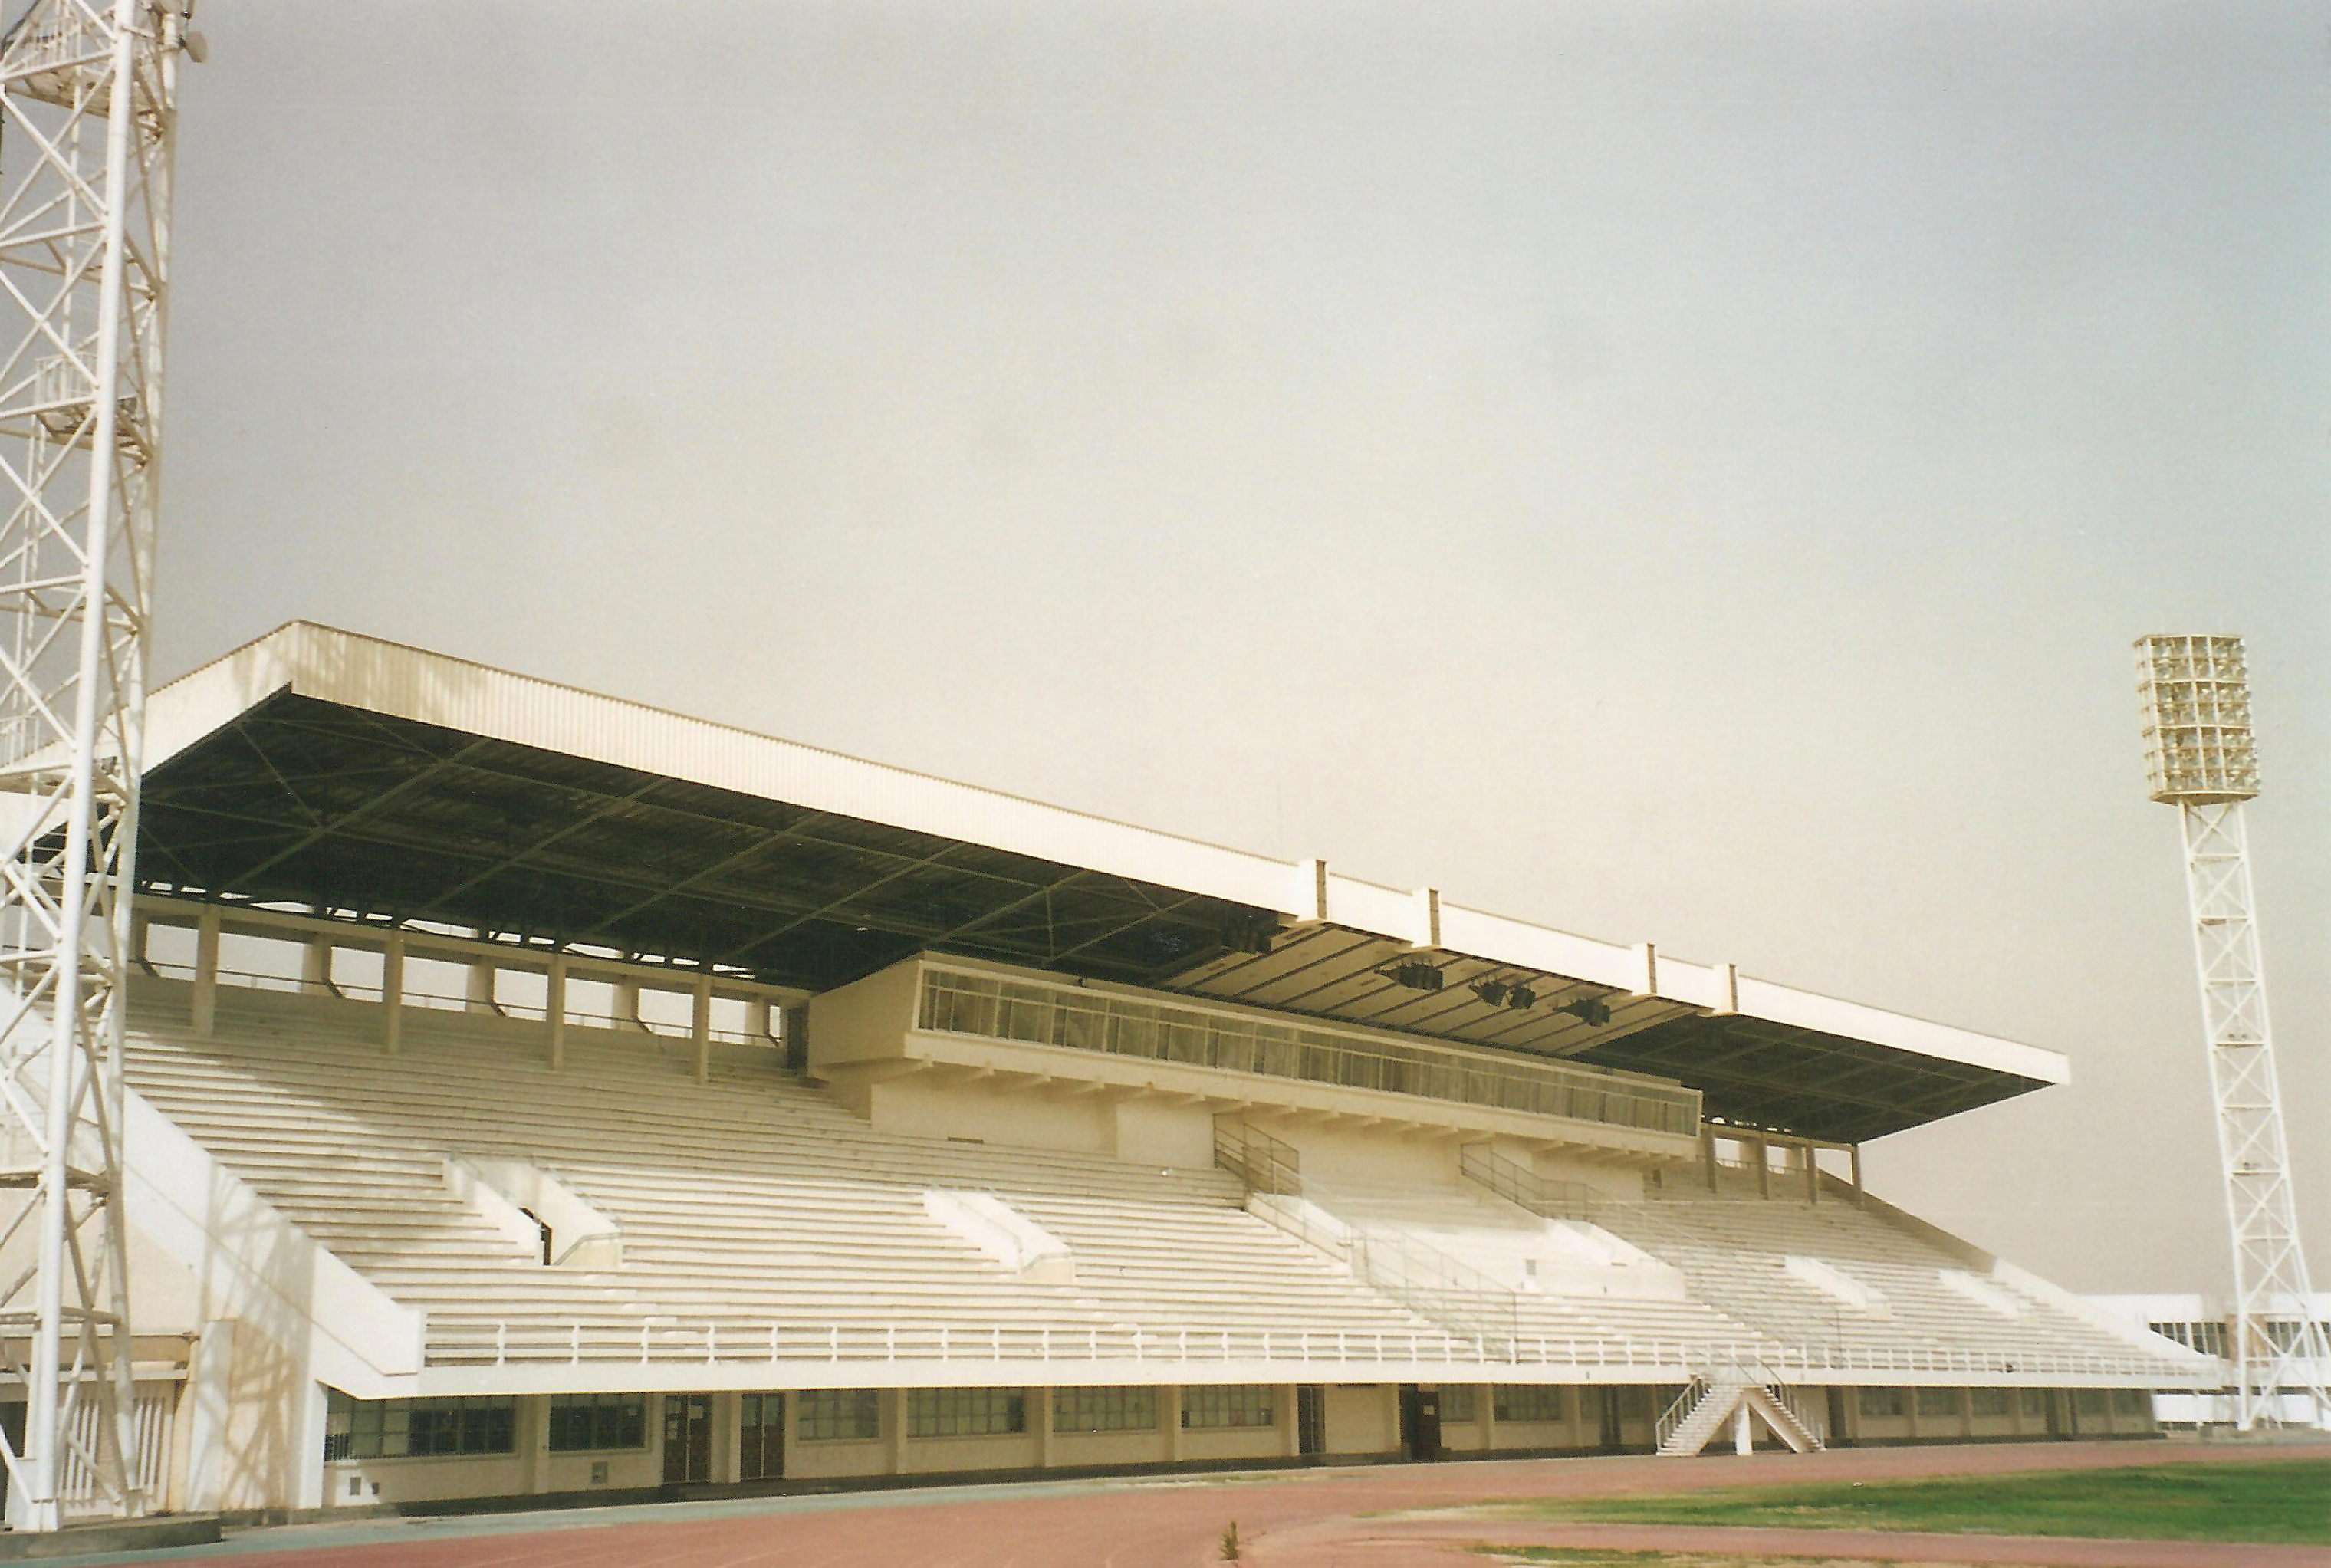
[12,620,2215,1517]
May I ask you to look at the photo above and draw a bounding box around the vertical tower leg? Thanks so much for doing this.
[2176,800,2330,1431]
[0,0,186,1527]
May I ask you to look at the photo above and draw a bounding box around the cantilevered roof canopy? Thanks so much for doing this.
[129,622,2063,1142]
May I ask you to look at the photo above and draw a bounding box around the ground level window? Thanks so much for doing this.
[1182,1386,1274,1429]
[1915,1388,1961,1420]
[908,1387,1026,1438]
[1970,1388,2013,1418]
[2073,1389,2108,1418]
[1053,1386,1156,1433]
[1438,1386,1478,1425]
[324,1392,514,1461]
[547,1392,646,1452]
[1856,1387,1905,1419]
[796,1389,881,1442]
[2018,1389,2047,1418]
[1492,1386,1563,1423]
[740,1392,785,1478]
[2112,1389,2151,1418]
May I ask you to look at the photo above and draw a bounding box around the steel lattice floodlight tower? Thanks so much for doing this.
[2135,633,2331,1432]
[0,0,189,1530]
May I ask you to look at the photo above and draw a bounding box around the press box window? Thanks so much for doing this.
[796,1389,881,1443]
[323,1392,514,1461]
[1492,1386,1563,1423]
[1181,1386,1274,1429]
[547,1392,646,1451]
[908,1387,1026,1438]
[1053,1386,1156,1433]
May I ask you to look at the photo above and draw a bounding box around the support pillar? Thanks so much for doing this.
[465,945,496,1015]
[692,977,713,1084]
[191,907,220,1037]
[883,1389,907,1474]
[1732,1401,1752,1455]
[380,936,404,1057]
[1033,1385,1054,1469]
[1478,1385,1498,1455]
[545,958,567,1070]
[616,978,642,1031]
[781,1003,810,1073]
[1754,1136,1770,1199]
[1162,1386,1183,1463]
[754,996,774,1043]
[1849,1144,1864,1207]
[1803,1144,1819,1204]
[1701,1126,1718,1192]
[301,932,333,996]
[128,909,148,974]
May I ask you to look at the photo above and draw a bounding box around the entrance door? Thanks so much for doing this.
[1596,1388,1624,1453]
[1295,1386,1327,1457]
[1826,1386,1849,1447]
[662,1393,712,1484]
[739,1392,784,1481]
[1397,1386,1442,1461]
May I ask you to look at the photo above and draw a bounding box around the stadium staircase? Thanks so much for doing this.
[1653,1372,1821,1457]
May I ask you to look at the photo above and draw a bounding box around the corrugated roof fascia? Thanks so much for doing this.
[139,620,2068,1090]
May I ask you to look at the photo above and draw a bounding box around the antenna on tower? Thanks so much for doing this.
[2135,633,2329,1432]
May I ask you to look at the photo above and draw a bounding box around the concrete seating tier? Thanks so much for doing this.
[122,983,1442,1367]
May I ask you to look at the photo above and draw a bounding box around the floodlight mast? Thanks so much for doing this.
[2135,634,2330,1433]
[0,0,190,1529]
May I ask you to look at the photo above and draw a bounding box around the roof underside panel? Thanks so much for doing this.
[137,692,1264,992]
[114,622,2069,1146]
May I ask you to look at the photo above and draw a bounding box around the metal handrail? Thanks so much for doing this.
[424,1315,2219,1378]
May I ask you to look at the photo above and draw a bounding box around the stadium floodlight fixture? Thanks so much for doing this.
[2133,634,2329,1432]
[1388,961,1445,991]
[1557,997,1612,1028]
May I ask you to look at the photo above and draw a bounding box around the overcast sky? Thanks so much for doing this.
[155,1,2326,1293]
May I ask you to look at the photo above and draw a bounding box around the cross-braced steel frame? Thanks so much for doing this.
[0,0,184,1529]
[2174,800,2330,1431]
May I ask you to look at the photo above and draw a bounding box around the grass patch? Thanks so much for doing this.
[1474,1553,1992,1568]
[1484,1459,2331,1545]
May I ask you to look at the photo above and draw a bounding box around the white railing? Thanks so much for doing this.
[142,961,780,1047]
[425,1318,2221,1382]
[920,966,1701,1137]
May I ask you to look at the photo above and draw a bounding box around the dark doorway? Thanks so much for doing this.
[1826,1386,1849,1446]
[739,1392,784,1481]
[1596,1387,1624,1453]
[1397,1385,1442,1461]
[662,1393,712,1484]
[1295,1386,1327,1457]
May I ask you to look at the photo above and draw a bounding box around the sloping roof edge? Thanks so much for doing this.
[142,620,2069,1091]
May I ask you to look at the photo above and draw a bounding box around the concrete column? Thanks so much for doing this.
[1804,1145,1820,1203]
[1754,1136,1770,1198]
[781,1003,810,1073]
[780,1392,799,1480]
[518,1395,546,1495]
[1701,1126,1718,1192]
[615,977,643,1031]
[1849,1144,1865,1206]
[182,1320,236,1510]
[754,996,775,1043]
[381,936,405,1056]
[1162,1386,1183,1463]
[1032,1386,1054,1469]
[1732,1400,1752,1455]
[128,909,150,972]
[692,977,714,1084]
[191,907,221,1037]
[1277,1384,1298,1458]
[883,1389,907,1474]
[292,1379,330,1512]
[301,932,334,995]
[545,957,568,1070]
[465,943,496,1014]
[1478,1384,1498,1455]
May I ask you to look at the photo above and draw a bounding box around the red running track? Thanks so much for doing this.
[169,1440,2323,1568]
